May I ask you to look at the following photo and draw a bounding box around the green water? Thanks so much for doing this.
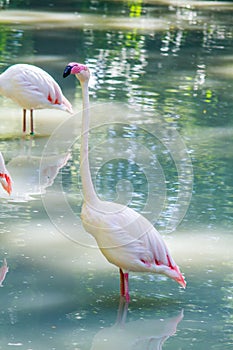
[0,1,233,349]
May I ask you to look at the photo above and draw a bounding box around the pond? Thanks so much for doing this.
[0,1,233,349]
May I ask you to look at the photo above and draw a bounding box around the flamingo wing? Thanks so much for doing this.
[1,64,73,113]
[82,200,186,287]
[82,202,170,270]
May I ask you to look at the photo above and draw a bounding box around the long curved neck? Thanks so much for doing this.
[80,79,99,205]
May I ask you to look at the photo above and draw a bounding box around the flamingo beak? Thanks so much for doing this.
[63,65,72,78]
[176,274,186,289]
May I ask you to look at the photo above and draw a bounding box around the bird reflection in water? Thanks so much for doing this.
[6,138,70,201]
[91,298,183,350]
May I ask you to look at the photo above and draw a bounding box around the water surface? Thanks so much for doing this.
[0,1,232,349]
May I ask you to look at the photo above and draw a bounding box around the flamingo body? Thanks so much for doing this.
[63,62,186,302]
[81,200,184,281]
[0,152,12,195]
[0,64,73,134]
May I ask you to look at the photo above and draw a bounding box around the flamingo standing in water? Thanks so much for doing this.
[0,258,9,287]
[63,62,186,302]
[0,152,12,195]
[0,64,73,135]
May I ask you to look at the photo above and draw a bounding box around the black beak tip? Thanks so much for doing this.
[63,65,72,78]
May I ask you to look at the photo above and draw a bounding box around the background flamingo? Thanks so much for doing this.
[0,258,9,287]
[0,152,12,195]
[63,62,186,302]
[0,64,73,135]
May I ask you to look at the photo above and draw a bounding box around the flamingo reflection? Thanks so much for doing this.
[6,139,70,201]
[91,298,183,350]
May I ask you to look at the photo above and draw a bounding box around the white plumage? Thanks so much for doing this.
[0,152,12,195]
[0,64,73,134]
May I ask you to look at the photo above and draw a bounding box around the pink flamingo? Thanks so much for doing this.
[0,258,9,287]
[0,152,12,195]
[0,64,73,135]
[63,62,186,302]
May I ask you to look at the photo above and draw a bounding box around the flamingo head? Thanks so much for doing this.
[161,254,186,288]
[0,173,12,195]
[163,263,186,288]
[63,62,90,83]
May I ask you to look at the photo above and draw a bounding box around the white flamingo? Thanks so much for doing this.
[63,62,186,302]
[0,152,12,195]
[0,258,9,287]
[0,64,73,135]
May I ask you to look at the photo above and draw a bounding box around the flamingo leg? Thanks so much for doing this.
[124,272,130,303]
[30,109,34,135]
[120,268,125,297]
[119,268,130,303]
[23,109,26,133]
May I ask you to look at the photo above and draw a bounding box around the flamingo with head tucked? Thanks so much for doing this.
[0,64,73,135]
[63,62,186,302]
[0,152,12,195]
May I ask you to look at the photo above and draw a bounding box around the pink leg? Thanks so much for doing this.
[30,109,34,135]
[23,109,26,133]
[120,268,125,297]
[124,272,130,303]
[119,268,130,303]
